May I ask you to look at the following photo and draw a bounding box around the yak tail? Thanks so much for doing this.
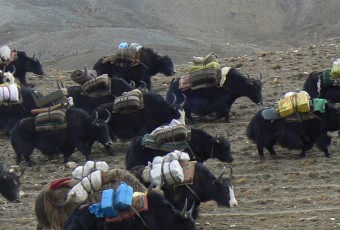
[35,187,52,230]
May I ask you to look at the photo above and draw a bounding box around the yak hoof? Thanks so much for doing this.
[325,154,332,158]
[259,155,266,161]
[108,149,116,156]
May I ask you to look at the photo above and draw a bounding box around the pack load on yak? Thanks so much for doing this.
[330,58,340,78]
[89,181,135,220]
[35,161,147,230]
[0,71,21,105]
[276,90,311,118]
[262,90,328,121]
[0,45,17,65]
[112,89,144,113]
[70,66,111,97]
[100,42,143,69]
[180,52,222,91]
[141,150,195,187]
[31,96,73,132]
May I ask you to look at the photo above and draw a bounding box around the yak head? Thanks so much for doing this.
[213,165,238,207]
[210,135,233,163]
[0,164,24,202]
[141,48,176,76]
[27,53,44,75]
[155,55,176,76]
[90,110,113,148]
[245,72,263,104]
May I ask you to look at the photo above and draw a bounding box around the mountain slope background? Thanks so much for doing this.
[0,1,340,230]
[1,0,339,70]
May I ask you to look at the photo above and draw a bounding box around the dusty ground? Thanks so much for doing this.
[0,39,339,229]
[1,1,340,228]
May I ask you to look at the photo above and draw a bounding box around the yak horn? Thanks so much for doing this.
[10,65,16,75]
[104,109,111,123]
[130,81,136,89]
[170,93,177,108]
[17,164,25,177]
[258,71,263,81]
[217,167,226,182]
[92,111,98,125]
[180,198,188,216]
[147,180,156,192]
[179,94,187,109]
[32,52,36,60]
[226,165,233,178]
[139,81,147,89]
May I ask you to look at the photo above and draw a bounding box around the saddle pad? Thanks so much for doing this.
[284,111,316,122]
[81,74,111,97]
[0,83,20,104]
[105,192,148,223]
[152,125,188,145]
[190,68,221,90]
[50,177,72,190]
[142,131,191,151]
[112,89,144,113]
[35,108,67,132]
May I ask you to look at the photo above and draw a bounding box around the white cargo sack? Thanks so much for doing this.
[72,161,109,180]
[150,160,184,186]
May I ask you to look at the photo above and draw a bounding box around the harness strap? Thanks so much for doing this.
[183,183,201,202]
[131,206,149,228]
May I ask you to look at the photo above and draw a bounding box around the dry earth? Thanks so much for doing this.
[0,39,340,230]
[1,0,340,229]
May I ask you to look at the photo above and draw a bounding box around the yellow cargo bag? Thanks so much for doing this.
[330,60,340,78]
[277,91,311,118]
[187,62,220,73]
[294,91,310,113]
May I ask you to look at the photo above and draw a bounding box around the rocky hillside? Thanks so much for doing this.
[0,0,339,70]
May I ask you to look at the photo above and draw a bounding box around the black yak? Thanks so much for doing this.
[166,68,262,123]
[126,128,233,170]
[130,163,238,219]
[11,108,113,166]
[95,91,184,142]
[0,50,44,87]
[34,168,195,230]
[303,70,340,102]
[246,101,340,160]
[63,77,134,114]
[0,163,24,202]
[63,190,196,230]
[93,47,175,90]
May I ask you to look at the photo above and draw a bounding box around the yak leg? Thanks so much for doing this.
[300,149,307,158]
[315,134,332,158]
[185,108,196,124]
[267,145,277,159]
[257,144,266,161]
[76,142,91,162]
[104,144,116,156]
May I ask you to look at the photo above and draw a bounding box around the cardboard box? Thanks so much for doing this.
[115,182,133,210]
[101,189,118,217]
